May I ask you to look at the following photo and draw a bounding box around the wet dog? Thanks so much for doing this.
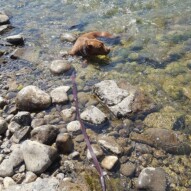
[69,32,112,57]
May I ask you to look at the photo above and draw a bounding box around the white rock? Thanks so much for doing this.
[80,105,107,125]
[22,171,37,183]
[87,144,103,160]
[101,156,118,170]
[3,177,16,188]
[50,86,70,104]
[66,120,81,134]
[49,60,71,75]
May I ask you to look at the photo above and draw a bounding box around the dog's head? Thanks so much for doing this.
[85,39,110,56]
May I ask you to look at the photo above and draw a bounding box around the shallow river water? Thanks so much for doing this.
[1,0,191,190]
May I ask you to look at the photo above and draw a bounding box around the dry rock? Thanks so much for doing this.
[101,155,118,170]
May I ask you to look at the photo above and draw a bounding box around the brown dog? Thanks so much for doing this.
[69,32,112,57]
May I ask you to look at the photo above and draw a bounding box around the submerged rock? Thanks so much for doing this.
[49,60,71,75]
[0,13,9,24]
[5,34,24,45]
[101,155,118,170]
[131,128,191,155]
[60,32,77,42]
[93,80,155,119]
[16,85,51,111]
[137,167,167,191]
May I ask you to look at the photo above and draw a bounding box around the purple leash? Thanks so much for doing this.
[71,71,106,191]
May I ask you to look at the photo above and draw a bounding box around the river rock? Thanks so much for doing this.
[93,80,155,118]
[56,133,74,154]
[16,86,51,111]
[31,125,59,145]
[10,47,40,63]
[0,25,9,34]
[50,86,70,104]
[131,128,191,155]
[31,118,45,128]
[0,96,8,108]
[137,167,167,191]
[0,146,24,177]
[61,106,76,123]
[3,177,59,191]
[120,162,136,177]
[21,140,58,174]
[80,105,107,125]
[8,121,21,133]
[49,60,71,75]
[66,120,81,135]
[3,177,16,189]
[11,111,31,126]
[101,155,118,170]
[144,106,185,130]
[0,13,9,24]
[5,34,24,45]
[60,33,77,42]
[0,117,8,135]
[87,144,104,160]
[98,135,122,154]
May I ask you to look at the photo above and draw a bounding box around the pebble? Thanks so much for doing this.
[101,155,118,170]
[66,120,81,135]
[49,60,71,75]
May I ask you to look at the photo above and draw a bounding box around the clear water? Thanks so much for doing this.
[1,0,191,190]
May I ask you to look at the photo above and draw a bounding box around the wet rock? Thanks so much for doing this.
[66,120,81,135]
[5,34,24,45]
[11,126,31,143]
[10,47,40,63]
[3,177,59,191]
[131,128,191,155]
[87,144,104,160]
[101,155,118,170]
[80,105,107,125]
[137,167,167,191]
[144,106,185,130]
[21,140,58,174]
[60,33,77,42]
[11,111,31,126]
[93,80,155,118]
[0,117,8,135]
[49,60,71,75]
[16,86,51,111]
[3,177,16,189]
[98,136,122,154]
[61,106,76,123]
[0,13,9,24]
[50,86,70,104]
[22,171,37,183]
[31,125,59,145]
[120,162,136,177]
[56,133,74,154]
[0,97,8,108]
[0,146,23,177]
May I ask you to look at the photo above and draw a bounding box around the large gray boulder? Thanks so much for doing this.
[21,140,58,174]
[16,86,51,111]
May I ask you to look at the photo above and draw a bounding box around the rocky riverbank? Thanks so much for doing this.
[1,12,191,191]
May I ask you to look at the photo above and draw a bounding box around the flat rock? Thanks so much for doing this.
[16,85,51,111]
[49,60,71,75]
[93,80,155,118]
[50,86,70,104]
[0,146,24,177]
[87,144,104,160]
[31,125,59,145]
[137,167,167,191]
[80,105,107,125]
[21,140,58,174]
[98,135,122,154]
[131,128,191,155]
[101,155,118,170]
[0,117,8,135]
[5,34,24,45]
